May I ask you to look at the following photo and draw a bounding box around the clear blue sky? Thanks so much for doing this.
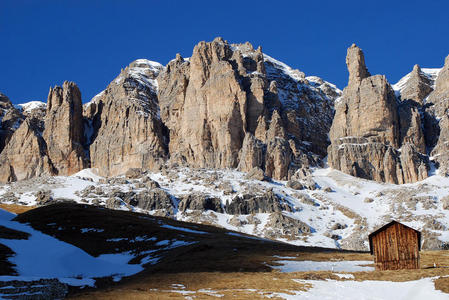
[1,0,448,104]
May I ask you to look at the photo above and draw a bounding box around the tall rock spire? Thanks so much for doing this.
[346,44,371,86]
[43,81,88,175]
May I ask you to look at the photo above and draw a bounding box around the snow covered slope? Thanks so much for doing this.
[2,165,449,251]
[0,208,143,288]
[0,202,314,297]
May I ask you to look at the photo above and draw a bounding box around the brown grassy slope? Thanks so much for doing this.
[71,251,449,300]
[13,203,364,297]
[0,204,35,214]
[14,204,362,269]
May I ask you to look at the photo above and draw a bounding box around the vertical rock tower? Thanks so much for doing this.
[44,81,88,175]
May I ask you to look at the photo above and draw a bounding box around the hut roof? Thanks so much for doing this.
[368,220,421,254]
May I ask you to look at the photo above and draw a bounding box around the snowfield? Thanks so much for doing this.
[281,277,449,300]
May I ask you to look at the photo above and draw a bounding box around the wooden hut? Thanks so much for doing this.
[368,221,421,270]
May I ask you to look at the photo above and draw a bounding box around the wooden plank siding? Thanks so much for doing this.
[369,221,420,271]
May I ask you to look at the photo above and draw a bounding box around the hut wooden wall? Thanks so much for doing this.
[371,223,419,270]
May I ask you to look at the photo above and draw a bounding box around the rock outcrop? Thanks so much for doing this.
[134,189,174,212]
[158,38,340,180]
[328,44,429,184]
[264,212,311,239]
[43,81,88,175]
[87,59,168,177]
[225,191,292,215]
[178,194,223,213]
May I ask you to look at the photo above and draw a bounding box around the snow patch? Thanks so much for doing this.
[271,260,374,272]
[160,224,208,235]
[283,277,448,300]
[71,168,103,183]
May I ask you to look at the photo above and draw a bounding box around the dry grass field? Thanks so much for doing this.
[69,250,449,299]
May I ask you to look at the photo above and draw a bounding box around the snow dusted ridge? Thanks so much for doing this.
[263,52,342,104]
[392,67,442,98]
[230,42,342,106]
[16,101,46,114]
[2,165,449,251]
[264,53,341,93]
[83,59,165,112]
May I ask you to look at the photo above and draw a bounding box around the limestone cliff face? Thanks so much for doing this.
[43,81,88,175]
[0,118,55,182]
[426,55,449,118]
[87,59,168,177]
[158,38,254,169]
[328,44,428,184]
[158,38,340,180]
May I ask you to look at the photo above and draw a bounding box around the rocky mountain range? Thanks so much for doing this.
[0,37,342,183]
[1,38,449,251]
[1,38,448,185]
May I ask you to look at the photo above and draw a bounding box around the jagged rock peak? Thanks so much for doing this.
[434,54,449,93]
[114,59,164,90]
[412,64,421,73]
[0,92,24,153]
[346,44,371,85]
[392,64,440,106]
[175,53,183,62]
[0,92,11,105]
